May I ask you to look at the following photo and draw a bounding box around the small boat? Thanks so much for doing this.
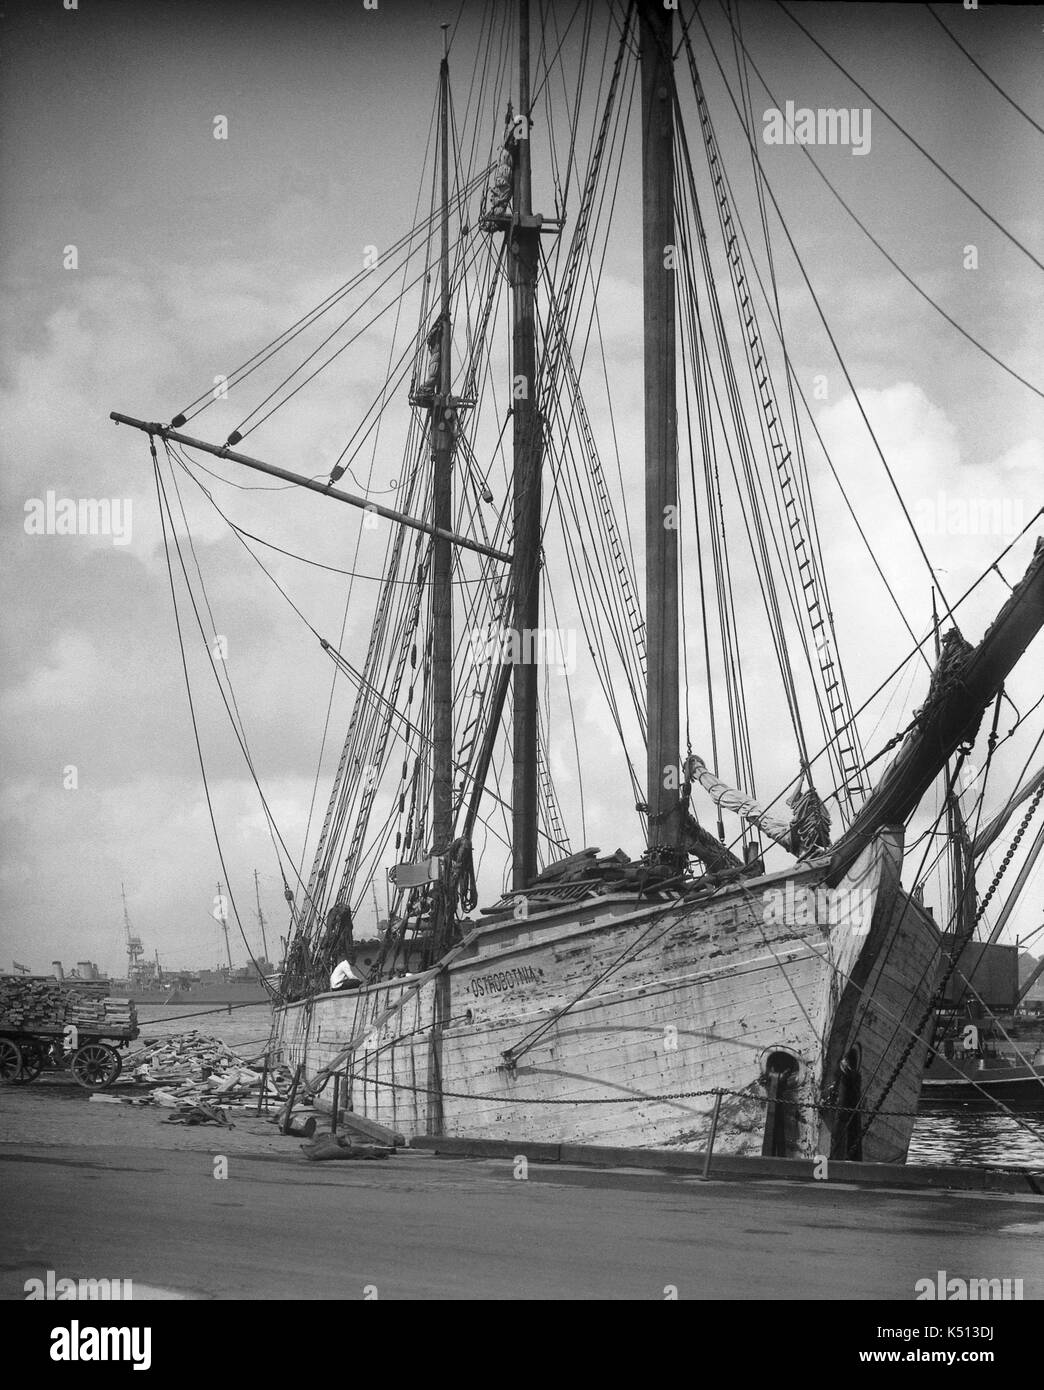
[922,1019,1044,1104]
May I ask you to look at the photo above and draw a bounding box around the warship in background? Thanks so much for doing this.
[49,957,276,1006]
[88,880,277,1004]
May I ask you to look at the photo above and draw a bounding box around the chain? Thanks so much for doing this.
[336,1071,1044,1137]
[974,780,1044,924]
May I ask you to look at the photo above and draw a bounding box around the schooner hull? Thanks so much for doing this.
[272,830,939,1164]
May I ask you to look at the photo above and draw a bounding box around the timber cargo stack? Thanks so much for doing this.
[0,976,136,1034]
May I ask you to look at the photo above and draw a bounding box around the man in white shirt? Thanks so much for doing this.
[329,957,364,991]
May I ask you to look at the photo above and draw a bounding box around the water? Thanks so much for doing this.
[909,1105,1044,1170]
[133,1002,275,1060]
[131,1003,1044,1170]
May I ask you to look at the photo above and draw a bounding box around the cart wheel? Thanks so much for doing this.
[0,1038,23,1084]
[71,1043,120,1090]
[12,1041,44,1084]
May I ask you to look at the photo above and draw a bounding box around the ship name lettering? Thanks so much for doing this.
[467,965,540,998]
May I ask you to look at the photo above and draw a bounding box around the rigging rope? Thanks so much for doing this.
[690,11,959,629]
[774,0,1044,274]
[716,2,1044,402]
[151,444,277,995]
[924,4,1044,139]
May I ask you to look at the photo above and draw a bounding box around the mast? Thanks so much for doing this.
[253,868,269,962]
[431,28,455,866]
[429,38,455,1133]
[217,881,233,972]
[640,2,680,856]
[510,0,543,889]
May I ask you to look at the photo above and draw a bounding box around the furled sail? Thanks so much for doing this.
[683,754,831,857]
[684,754,792,845]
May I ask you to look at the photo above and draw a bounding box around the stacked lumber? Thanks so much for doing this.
[0,976,62,1030]
[64,991,135,1032]
[0,976,136,1034]
[59,979,111,998]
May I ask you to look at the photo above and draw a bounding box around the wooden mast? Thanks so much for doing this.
[510,0,543,889]
[426,26,455,1131]
[431,31,455,869]
[640,2,680,856]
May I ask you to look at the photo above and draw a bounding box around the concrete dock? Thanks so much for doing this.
[1,1082,1042,1300]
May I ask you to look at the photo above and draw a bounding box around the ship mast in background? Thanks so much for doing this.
[253,869,269,963]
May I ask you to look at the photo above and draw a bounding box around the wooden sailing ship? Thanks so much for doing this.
[112,2,1044,1163]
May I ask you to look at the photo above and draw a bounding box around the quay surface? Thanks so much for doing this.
[1,1081,1041,1301]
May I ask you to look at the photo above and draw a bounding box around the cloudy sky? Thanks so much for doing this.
[2,0,1042,979]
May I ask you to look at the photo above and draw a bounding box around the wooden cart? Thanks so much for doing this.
[0,1022,140,1089]
[0,978,139,1090]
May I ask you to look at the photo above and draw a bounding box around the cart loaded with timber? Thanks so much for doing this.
[0,975,138,1089]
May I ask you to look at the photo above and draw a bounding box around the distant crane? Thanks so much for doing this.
[121,883,145,984]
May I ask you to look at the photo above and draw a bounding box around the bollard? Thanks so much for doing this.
[701,1089,724,1181]
[330,1074,340,1133]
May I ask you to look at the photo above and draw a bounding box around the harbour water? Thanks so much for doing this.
[135,1002,274,1058]
[909,1105,1044,1170]
[134,1004,1044,1171]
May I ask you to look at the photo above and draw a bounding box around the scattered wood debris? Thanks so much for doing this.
[161,1101,235,1128]
[121,1030,292,1111]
